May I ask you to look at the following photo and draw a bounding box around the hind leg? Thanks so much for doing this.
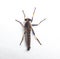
[32,29,42,45]
[20,32,25,45]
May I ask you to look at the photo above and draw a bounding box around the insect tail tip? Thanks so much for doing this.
[27,47,31,51]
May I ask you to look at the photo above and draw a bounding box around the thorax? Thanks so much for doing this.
[24,21,32,31]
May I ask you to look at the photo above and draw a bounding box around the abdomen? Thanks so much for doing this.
[25,31,31,51]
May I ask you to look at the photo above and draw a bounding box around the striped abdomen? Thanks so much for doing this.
[25,30,31,51]
[25,21,31,51]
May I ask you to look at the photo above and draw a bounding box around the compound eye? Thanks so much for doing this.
[25,19,27,21]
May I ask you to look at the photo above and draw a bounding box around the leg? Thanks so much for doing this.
[15,19,24,27]
[32,29,42,45]
[32,18,46,26]
[20,32,25,45]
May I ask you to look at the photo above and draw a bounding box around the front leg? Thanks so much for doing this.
[15,19,24,27]
[15,19,25,45]
[32,18,46,26]
[32,28,42,45]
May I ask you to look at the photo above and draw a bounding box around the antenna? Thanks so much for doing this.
[32,7,36,22]
[22,10,26,19]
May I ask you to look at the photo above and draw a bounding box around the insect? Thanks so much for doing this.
[15,8,46,51]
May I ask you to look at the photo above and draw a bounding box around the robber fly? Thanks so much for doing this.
[15,8,46,51]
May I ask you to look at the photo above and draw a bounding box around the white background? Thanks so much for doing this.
[0,0,60,59]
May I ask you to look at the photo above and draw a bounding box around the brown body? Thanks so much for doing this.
[24,19,32,50]
[16,8,46,51]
